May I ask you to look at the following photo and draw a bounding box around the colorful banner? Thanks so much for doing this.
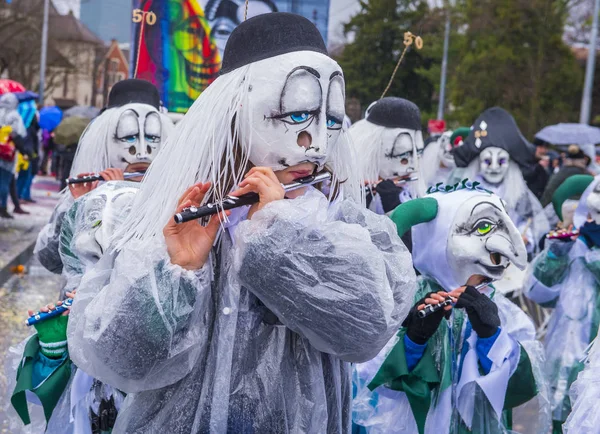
[131,1,328,113]
[131,0,221,113]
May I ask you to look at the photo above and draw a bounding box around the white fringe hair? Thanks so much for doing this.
[112,64,364,249]
[69,106,174,177]
[348,119,425,198]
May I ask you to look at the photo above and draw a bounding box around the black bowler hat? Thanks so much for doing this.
[366,97,422,130]
[220,12,328,75]
[107,79,160,110]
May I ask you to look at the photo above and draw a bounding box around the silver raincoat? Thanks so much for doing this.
[67,187,417,433]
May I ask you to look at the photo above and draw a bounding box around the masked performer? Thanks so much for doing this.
[523,174,600,433]
[353,180,549,434]
[34,79,172,275]
[421,127,469,188]
[349,97,425,214]
[452,108,550,254]
[66,13,416,433]
[7,80,173,434]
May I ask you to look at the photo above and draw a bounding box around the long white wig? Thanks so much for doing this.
[349,119,426,198]
[113,65,363,248]
[69,107,174,176]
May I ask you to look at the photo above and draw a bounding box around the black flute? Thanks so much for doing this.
[65,172,146,185]
[174,172,332,224]
[417,278,493,318]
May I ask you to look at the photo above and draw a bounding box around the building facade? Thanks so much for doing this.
[273,0,329,44]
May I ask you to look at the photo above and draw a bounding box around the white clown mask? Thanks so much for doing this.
[108,103,164,172]
[378,127,424,179]
[396,184,527,290]
[479,146,510,185]
[587,182,600,224]
[241,51,345,171]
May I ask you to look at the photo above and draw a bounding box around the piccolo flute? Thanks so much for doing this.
[26,298,73,327]
[546,229,579,240]
[65,171,146,185]
[417,278,493,318]
[174,171,332,224]
[365,175,419,192]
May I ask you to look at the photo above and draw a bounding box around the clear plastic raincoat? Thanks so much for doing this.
[4,181,135,433]
[67,187,417,433]
[524,177,600,425]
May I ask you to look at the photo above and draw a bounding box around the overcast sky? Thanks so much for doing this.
[328,0,362,45]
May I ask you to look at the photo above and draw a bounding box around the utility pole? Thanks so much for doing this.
[38,0,50,105]
[580,0,600,124]
[437,0,452,121]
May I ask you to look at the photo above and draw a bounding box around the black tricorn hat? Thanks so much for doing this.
[453,107,535,168]
[366,97,422,130]
[220,12,328,75]
[107,79,160,110]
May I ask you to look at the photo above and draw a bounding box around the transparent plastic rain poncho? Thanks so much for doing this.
[353,278,550,434]
[34,193,74,274]
[523,237,600,423]
[67,187,417,433]
[564,325,600,433]
[3,181,136,433]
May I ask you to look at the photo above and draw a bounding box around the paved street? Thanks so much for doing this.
[0,177,63,433]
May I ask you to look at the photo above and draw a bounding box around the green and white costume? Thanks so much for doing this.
[353,182,549,434]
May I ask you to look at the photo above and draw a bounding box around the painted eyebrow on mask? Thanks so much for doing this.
[470,200,503,216]
[330,71,343,80]
[287,66,320,79]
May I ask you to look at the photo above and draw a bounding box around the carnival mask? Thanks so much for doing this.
[378,128,424,179]
[438,131,456,169]
[242,51,345,171]
[108,104,163,171]
[447,194,527,284]
[586,182,600,224]
[479,146,509,184]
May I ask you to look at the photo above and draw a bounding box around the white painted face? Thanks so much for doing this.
[479,146,510,185]
[447,194,527,285]
[586,182,600,224]
[242,51,345,171]
[108,103,163,171]
[378,128,424,179]
[438,131,455,169]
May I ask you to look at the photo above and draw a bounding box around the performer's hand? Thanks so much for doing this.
[98,168,125,181]
[164,182,229,270]
[403,291,453,344]
[69,173,99,199]
[453,285,500,338]
[231,167,284,220]
[27,290,76,318]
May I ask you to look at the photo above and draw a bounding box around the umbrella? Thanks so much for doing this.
[13,90,39,102]
[54,116,89,147]
[0,79,25,95]
[39,106,63,131]
[535,123,600,146]
[64,105,100,119]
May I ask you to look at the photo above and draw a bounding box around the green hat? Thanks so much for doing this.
[552,174,595,221]
[449,127,470,147]
[389,197,438,238]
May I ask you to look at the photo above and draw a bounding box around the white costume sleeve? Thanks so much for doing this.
[66,242,213,394]
[34,194,74,274]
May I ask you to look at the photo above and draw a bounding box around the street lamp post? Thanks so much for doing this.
[437,1,451,121]
[38,0,50,105]
[580,0,600,124]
